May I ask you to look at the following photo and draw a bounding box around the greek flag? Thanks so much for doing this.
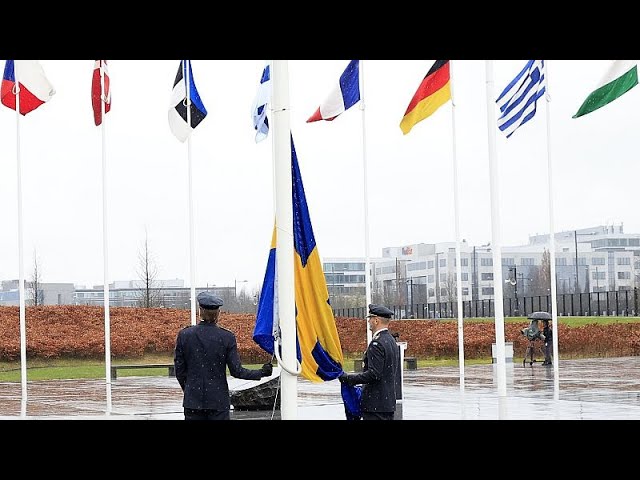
[496,60,546,138]
[251,62,271,143]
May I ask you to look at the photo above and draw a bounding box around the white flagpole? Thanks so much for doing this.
[185,60,196,326]
[543,62,560,396]
[14,78,27,417]
[100,61,113,413]
[272,60,297,420]
[484,61,508,404]
[449,62,466,393]
[359,60,373,344]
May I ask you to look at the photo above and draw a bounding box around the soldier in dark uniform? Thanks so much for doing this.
[173,292,273,420]
[542,318,553,366]
[338,304,398,420]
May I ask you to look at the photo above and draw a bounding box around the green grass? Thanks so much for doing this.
[2,315,638,382]
[0,354,265,383]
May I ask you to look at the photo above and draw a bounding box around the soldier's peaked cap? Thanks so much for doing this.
[366,304,394,319]
[197,292,224,310]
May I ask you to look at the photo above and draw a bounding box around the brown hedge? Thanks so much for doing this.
[1,306,639,362]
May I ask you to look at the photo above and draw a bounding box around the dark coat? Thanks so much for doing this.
[174,321,262,410]
[343,329,398,413]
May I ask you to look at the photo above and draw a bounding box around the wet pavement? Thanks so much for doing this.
[2,357,640,419]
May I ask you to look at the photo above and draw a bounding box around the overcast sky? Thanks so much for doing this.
[0,60,637,292]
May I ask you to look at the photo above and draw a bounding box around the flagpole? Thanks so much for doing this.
[272,60,297,420]
[15,79,27,418]
[185,60,196,326]
[449,62,466,396]
[99,61,113,414]
[484,61,508,408]
[543,62,560,397]
[359,60,373,344]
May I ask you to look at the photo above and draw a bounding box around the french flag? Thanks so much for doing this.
[307,60,360,122]
[1,60,55,115]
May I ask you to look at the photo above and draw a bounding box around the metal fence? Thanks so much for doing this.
[332,288,639,319]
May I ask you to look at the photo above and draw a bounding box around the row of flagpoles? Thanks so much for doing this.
[3,59,637,419]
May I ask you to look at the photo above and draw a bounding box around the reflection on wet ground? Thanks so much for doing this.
[2,357,640,419]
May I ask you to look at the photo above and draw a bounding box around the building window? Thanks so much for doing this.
[461,258,469,266]
[482,287,494,295]
[428,288,435,297]
[439,259,447,267]
[462,287,469,296]
[591,257,605,265]
[428,260,434,269]
[617,257,631,266]
[481,273,494,281]
[407,261,426,271]
[440,288,448,297]
[555,258,567,266]
[427,274,435,283]
[618,272,631,280]
[521,258,535,266]
[439,273,447,282]
[593,271,606,280]
[461,272,469,281]
[481,258,493,266]
[502,258,514,266]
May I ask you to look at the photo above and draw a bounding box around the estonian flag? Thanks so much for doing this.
[168,60,207,142]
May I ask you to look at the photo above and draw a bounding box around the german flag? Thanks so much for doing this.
[400,60,451,135]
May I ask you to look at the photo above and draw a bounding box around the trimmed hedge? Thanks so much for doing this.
[1,306,639,362]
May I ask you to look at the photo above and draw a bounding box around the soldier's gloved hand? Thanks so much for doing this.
[338,372,349,384]
[260,362,273,377]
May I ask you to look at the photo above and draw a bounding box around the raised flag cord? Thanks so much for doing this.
[272,337,301,375]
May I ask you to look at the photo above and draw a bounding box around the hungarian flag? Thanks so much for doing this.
[91,60,111,126]
[400,60,450,135]
[573,61,638,119]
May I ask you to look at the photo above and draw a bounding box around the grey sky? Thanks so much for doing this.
[0,60,637,292]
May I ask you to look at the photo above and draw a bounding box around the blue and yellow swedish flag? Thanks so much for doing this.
[253,135,344,383]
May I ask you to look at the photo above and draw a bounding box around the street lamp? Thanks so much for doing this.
[234,279,248,300]
[505,266,519,316]
[574,230,596,294]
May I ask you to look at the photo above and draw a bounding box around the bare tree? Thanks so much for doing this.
[444,272,458,303]
[530,248,551,296]
[28,250,44,306]
[136,234,162,308]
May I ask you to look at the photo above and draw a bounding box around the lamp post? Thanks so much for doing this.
[506,266,518,316]
[574,230,596,294]
[234,279,248,300]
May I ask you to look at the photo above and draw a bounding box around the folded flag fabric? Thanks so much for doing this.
[307,60,360,122]
[253,134,344,383]
[400,60,450,135]
[251,62,271,142]
[1,60,55,115]
[496,60,546,138]
[91,60,111,126]
[168,60,207,142]
[573,60,638,119]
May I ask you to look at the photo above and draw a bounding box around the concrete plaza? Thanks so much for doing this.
[2,356,640,420]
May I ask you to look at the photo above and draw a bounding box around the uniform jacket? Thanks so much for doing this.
[174,321,262,410]
[343,329,397,413]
